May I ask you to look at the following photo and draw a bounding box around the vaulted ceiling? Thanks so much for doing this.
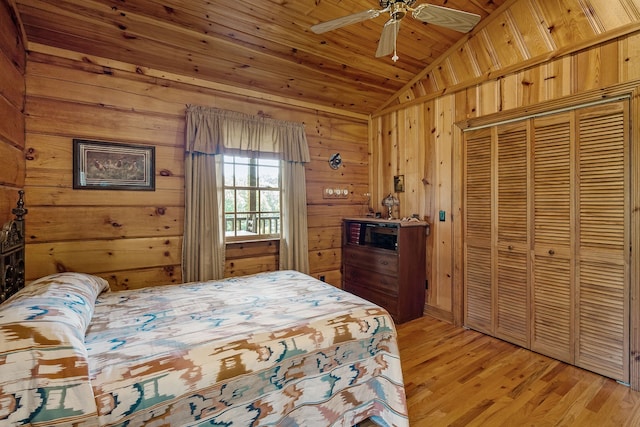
[12,0,506,115]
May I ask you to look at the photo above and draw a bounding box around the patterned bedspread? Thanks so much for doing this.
[0,270,408,426]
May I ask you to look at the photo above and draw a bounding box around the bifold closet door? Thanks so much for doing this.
[530,113,574,364]
[464,128,492,334]
[574,102,629,382]
[463,122,529,347]
[495,123,529,347]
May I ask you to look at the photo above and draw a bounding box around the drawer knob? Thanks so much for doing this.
[548,249,555,255]
[508,245,513,250]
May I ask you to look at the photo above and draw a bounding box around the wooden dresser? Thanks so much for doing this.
[342,218,428,324]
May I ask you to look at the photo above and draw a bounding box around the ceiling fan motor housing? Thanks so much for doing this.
[380,0,416,19]
[379,0,417,8]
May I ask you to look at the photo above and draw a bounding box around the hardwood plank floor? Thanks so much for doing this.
[396,315,640,426]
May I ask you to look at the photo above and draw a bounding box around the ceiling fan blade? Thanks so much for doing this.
[311,9,384,34]
[375,19,400,58]
[412,4,481,33]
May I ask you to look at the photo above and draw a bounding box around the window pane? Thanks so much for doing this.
[224,214,235,234]
[244,214,257,234]
[259,214,280,234]
[234,163,251,187]
[236,189,250,212]
[224,189,235,212]
[259,166,279,188]
[261,190,280,212]
[223,162,234,186]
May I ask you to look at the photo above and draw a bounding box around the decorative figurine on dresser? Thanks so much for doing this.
[1,191,28,303]
[342,217,428,323]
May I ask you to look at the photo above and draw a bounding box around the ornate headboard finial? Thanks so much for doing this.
[1,191,27,303]
[12,190,27,221]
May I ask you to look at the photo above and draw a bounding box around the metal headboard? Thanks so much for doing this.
[0,191,27,303]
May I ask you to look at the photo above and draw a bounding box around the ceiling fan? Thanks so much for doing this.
[311,0,481,62]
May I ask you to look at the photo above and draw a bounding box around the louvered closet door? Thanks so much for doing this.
[531,113,574,364]
[575,102,629,382]
[464,128,493,334]
[464,101,630,382]
[495,123,529,347]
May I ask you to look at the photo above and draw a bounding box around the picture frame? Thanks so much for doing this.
[73,139,155,191]
[394,175,405,193]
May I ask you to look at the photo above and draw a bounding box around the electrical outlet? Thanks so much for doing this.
[439,210,446,221]
[323,187,349,199]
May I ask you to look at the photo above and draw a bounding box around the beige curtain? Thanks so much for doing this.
[183,153,225,282]
[184,105,311,281]
[280,160,310,274]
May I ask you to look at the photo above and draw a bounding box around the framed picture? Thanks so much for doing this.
[73,139,155,191]
[394,175,405,193]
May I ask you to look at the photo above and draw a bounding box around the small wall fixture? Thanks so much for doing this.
[394,175,404,192]
[328,153,342,169]
[323,187,349,199]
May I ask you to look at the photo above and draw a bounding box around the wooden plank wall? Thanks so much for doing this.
[379,0,640,113]
[0,0,25,222]
[372,25,640,323]
[23,47,368,290]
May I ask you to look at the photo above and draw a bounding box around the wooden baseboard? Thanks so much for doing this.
[423,304,453,324]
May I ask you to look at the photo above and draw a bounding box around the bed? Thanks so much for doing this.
[0,193,409,426]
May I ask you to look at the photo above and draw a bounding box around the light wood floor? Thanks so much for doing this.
[396,315,640,426]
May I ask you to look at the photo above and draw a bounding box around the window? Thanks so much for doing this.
[223,155,281,240]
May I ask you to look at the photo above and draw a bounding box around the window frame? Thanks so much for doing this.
[223,154,282,242]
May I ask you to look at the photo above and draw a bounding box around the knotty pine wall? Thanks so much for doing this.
[371,32,640,324]
[23,48,369,290]
[369,0,640,389]
[0,0,25,222]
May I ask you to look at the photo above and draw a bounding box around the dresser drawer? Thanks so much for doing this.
[343,247,398,276]
[343,283,398,320]
[343,264,398,296]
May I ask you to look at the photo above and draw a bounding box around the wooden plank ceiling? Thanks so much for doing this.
[12,0,505,115]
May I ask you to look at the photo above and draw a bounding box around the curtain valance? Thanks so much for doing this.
[186,105,310,163]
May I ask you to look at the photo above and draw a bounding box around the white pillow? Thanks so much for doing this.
[0,272,110,334]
